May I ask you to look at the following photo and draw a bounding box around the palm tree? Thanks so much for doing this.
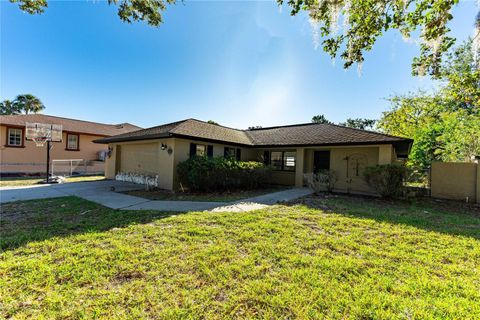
[14,94,45,114]
[0,99,22,115]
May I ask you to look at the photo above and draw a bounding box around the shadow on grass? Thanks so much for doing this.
[287,193,480,240]
[0,196,183,251]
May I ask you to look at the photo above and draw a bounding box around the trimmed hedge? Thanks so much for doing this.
[177,156,270,191]
[363,164,407,198]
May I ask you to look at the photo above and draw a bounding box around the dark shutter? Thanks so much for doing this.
[263,151,270,165]
[189,143,197,158]
[224,147,229,158]
[207,145,214,158]
[236,148,241,161]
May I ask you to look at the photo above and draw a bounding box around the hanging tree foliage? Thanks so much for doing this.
[8,0,480,77]
[278,0,477,77]
[378,40,480,168]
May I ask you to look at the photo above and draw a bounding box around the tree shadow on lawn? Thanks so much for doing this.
[0,196,183,251]
[286,193,480,240]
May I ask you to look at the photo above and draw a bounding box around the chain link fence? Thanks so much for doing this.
[0,160,105,177]
[51,159,105,177]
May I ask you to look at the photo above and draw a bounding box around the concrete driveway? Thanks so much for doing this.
[0,180,149,209]
[1,180,312,212]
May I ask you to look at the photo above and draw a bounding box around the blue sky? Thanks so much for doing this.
[1,0,476,129]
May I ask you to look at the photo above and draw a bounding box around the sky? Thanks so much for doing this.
[0,0,477,129]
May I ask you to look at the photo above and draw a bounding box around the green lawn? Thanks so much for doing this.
[124,185,287,202]
[0,175,105,187]
[1,195,479,319]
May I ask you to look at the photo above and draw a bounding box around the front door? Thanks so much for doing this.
[313,151,330,173]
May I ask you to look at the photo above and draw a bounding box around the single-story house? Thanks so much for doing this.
[0,114,141,175]
[95,119,412,194]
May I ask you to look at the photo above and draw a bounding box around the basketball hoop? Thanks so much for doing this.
[26,122,63,183]
[32,135,50,147]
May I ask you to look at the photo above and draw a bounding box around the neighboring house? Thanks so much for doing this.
[0,114,141,175]
[95,119,412,194]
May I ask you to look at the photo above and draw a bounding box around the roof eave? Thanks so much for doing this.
[93,133,173,144]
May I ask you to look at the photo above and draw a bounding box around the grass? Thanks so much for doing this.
[0,175,105,187]
[124,185,288,202]
[1,195,479,319]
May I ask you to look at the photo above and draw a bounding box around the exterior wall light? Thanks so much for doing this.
[161,143,167,150]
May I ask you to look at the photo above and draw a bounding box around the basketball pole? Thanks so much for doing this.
[46,140,51,183]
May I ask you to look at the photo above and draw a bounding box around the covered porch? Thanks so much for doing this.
[257,144,397,194]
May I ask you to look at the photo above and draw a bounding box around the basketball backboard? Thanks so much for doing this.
[26,122,63,147]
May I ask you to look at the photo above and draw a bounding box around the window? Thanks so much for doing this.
[196,144,206,156]
[283,152,296,171]
[313,151,330,173]
[66,134,79,150]
[189,143,213,158]
[267,151,296,171]
[224,147,236,158]
[7,128,23,146]
[270,151,283,170]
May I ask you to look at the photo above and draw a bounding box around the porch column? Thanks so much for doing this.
[295,148,305,187]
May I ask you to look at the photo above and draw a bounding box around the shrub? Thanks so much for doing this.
[363,164,407,198]
[177,156,270,192]
[304,170,338,193]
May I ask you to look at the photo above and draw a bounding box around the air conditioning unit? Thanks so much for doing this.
[98,150,108,161]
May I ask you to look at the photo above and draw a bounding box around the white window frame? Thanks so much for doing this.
[66,133,79,150]
[7,128,23,146]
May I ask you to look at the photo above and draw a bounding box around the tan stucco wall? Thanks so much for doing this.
[105,145,116,179]
[0,125,108,174]
[378,144,394,164]
[431,162,478,203]
[477,164,480,204]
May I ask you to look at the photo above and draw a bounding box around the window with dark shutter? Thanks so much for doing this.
[207,145,213,158]
[236,148,241,161]
[224,147,236,158]
[189,143,197,158]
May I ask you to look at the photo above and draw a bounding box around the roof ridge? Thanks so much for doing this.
[181,119,254,144]
[148,119,189,131]
[185,118,247,133]
[322,122,411,140]
[0,113,139,128]
[245,122,319,131]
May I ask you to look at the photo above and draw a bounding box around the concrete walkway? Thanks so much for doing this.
[1,180,312,212]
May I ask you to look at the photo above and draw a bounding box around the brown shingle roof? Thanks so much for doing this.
[95,118,412,149]
[95,119,252,145]
[0,114,141,136]
[246,122,411,146]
